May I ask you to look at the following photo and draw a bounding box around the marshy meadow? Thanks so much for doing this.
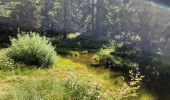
[0,0,170,100]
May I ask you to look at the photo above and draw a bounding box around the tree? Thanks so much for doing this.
[95,0,107,35]
[11,0,39,32]
[63,0,71,34]
[41,0,54,34]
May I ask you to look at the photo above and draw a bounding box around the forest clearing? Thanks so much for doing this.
[1,0,170,100]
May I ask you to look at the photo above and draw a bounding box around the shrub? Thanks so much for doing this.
[92,49,113,66]
[7,32,56,68]
[92,42,116,66]
[114,70,144,99]
[92,33,141,70]
[64,75,105,100]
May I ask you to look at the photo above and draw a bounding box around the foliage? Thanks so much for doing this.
[92,32,141,71]
[0,1,20,17]
[0,49,153,99]
[4,78,66,100]
[7,32,56,68]
[0,55,15,71]
[1,0,170,56]
[55,47,88,57]
[65,75,105,100]
[11,0,39,31]
[3,75,144,100]
[92,48,114,66]
[4,76,106,100]
[67,32,81,39]
[113,70,144,100]
[54,35,109,55]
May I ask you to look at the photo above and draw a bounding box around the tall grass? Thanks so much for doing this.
[4,78,65,100]
[3,76,106,100]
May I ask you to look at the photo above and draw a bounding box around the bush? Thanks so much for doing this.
[92,32,141,69]
[92,42,116,66]
[7,32,56,68]
[92,49,113,66]
[64,75,105,100]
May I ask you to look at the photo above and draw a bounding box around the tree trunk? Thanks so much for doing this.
[63,0,71,37]
[95,0,106,35]
[91,0,95,34]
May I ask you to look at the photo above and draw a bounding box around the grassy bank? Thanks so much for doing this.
[0,49,154,100]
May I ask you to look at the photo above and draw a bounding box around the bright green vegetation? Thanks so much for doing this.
[3,77,104,100]
[1,0,170,99]
[7,32,56,68]
[1,31,168,99]
[0,49,154,100]
[54,35,108,55]
[0,31,165,100]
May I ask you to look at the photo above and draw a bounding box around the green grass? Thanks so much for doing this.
[0,49,7,56]
[2,78,66,100]
[55,47,89,57]
[0,49,154,99]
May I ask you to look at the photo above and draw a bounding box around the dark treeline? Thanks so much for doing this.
[153,0,170,6]
[1,0,170,56]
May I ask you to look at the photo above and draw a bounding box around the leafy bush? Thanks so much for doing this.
[92,49,114,66]
[92,32,141,70]
[113,70,144,100]
[7,32,56,68]
[0,55,15,71]
[65,75,105,100]
[92,41,117,66]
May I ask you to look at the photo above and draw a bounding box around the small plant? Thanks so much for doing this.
[64,75,106,100]
[114,70,144,100]
[7,32,56,68]
[0,55,15,71]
